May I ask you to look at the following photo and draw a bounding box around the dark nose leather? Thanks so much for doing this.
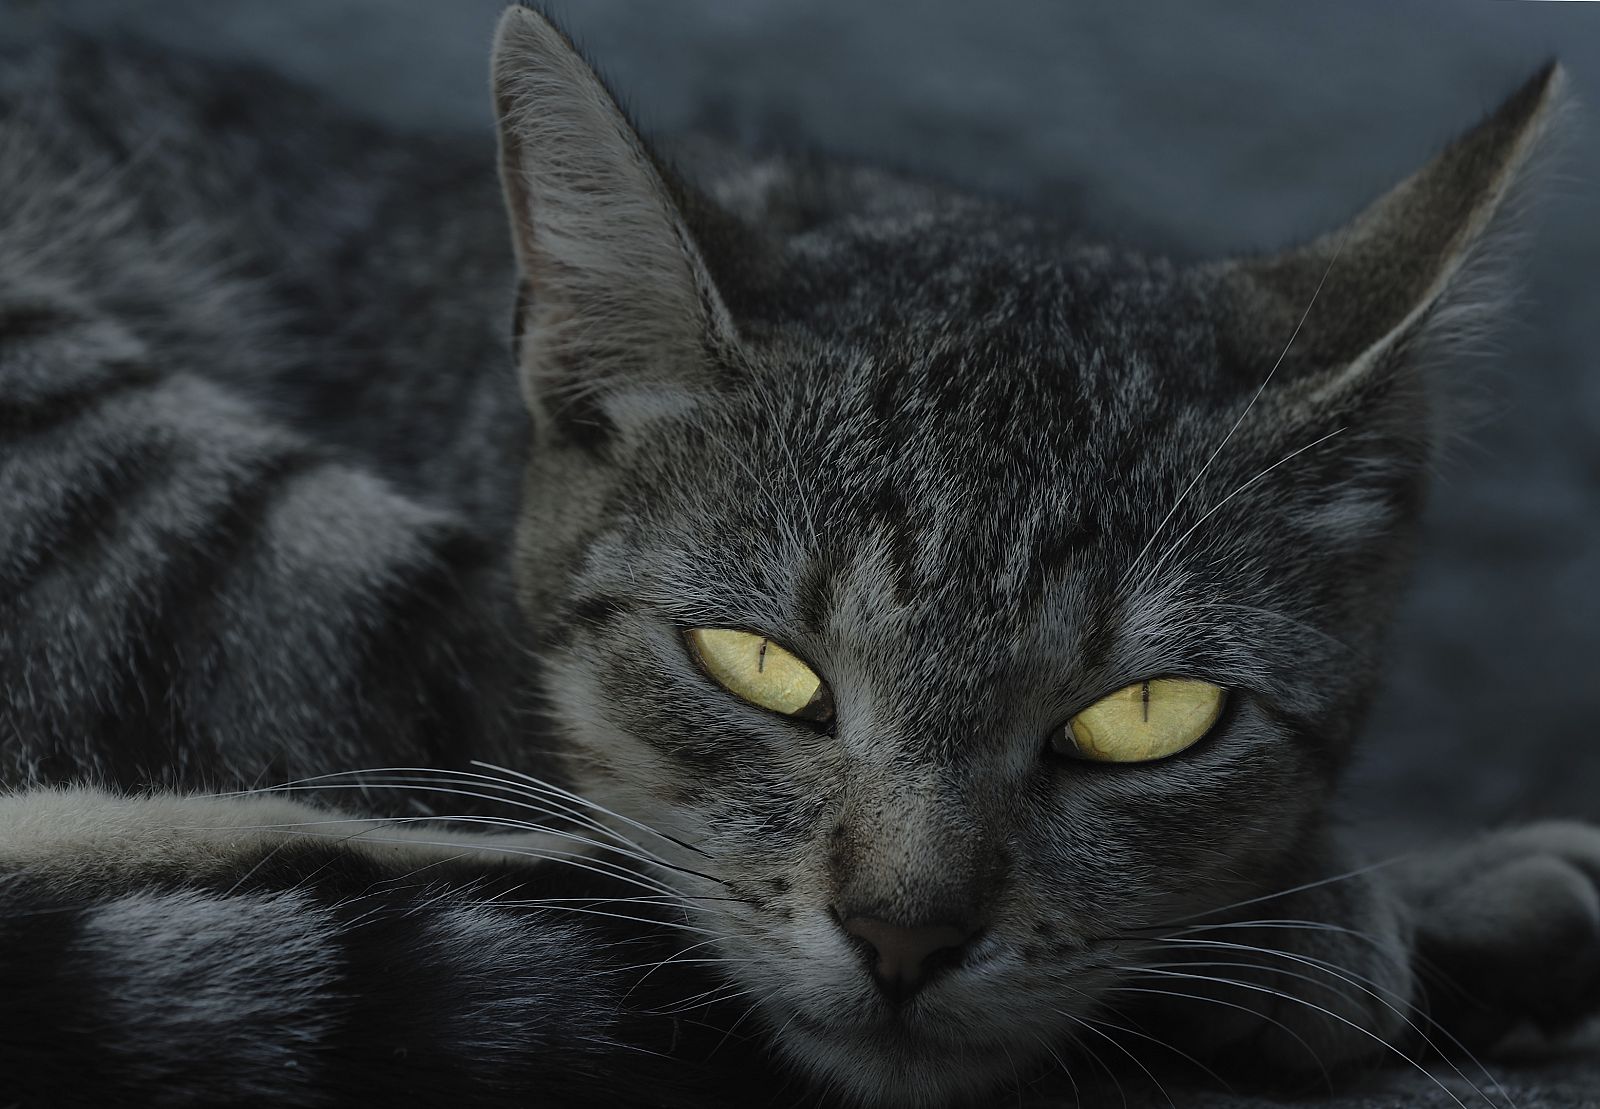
[839,914,977,1002]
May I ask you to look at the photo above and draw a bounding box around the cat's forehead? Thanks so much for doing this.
[732,287,1242,517]
[749,214,1245,419]
[674,258,1247,597]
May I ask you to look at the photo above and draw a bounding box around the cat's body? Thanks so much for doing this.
[0,36,531,791]
[2,9,1599,1108]
[0,36,706,1108]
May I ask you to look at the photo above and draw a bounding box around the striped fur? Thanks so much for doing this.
[1,6,1594,1107]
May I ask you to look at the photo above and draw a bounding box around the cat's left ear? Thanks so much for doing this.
[492,5,738,446]
[1216,62,1567,414]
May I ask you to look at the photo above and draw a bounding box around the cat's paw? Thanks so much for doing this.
[1400,821,1600,1046]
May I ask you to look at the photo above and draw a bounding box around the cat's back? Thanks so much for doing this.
[0,37,534,794]
[0,35,524,522]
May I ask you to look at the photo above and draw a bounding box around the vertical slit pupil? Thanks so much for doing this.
[1141,680,1150,722]
[758,638,769,673]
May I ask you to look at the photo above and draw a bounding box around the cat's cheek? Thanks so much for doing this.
[1018,702,1325,939]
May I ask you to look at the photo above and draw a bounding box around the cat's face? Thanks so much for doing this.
[519,238,1409,1101]
[492,7,1556,1103]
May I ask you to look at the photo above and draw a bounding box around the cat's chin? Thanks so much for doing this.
[772,1005,1030,1107]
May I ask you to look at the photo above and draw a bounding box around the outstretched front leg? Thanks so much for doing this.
[1120,824,1600,1094]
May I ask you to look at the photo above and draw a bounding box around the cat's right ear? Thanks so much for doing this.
[492,5,738,447]
[1214,63,1567,441]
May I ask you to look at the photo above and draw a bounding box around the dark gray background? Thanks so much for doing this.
[5,0,1598,1104]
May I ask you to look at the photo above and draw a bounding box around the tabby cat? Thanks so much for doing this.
[1,5,1596,1107]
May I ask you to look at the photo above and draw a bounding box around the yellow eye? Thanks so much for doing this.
[686,628,833,723]
[1055,678,1226,763]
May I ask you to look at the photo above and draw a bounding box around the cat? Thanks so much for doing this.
[2,4,1597,1107]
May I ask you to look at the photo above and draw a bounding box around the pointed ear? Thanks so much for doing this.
[492,5,737,446]
[1217,63,1567,400]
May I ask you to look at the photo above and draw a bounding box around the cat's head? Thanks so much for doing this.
[492,6,1561,1102]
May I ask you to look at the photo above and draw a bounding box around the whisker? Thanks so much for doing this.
[501,900,735,939]
[620,936,728,1003]
[229,765,698,871]
[354,771,684,863]
[1112,966,1475,1109]
[653,981,760,1018]
[1061,1022,1131,1109]
[745,379,821,549]
[1133,425,1349,590]
[231,810,686,896]
[1053,979,1235,1095]
[999,1037,1025,1109]
[1025,1029,1083,1109]
[472,759,715,861]
[1149,940,1512,1109]
[1119,233,1347,591]
[1136,852,1415,930]
[1049,1006,1177,1109]
[1151,920,1500,1068]
[709,996,766,1058]
[1100,983,1332,1093]
[241,780,728,889]
[616,956,754,972]
[235,824,697,905]
[491,894,749,906]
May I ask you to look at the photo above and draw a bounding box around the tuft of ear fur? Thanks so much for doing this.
[492,4,737,447]
[1218,62,1568,408]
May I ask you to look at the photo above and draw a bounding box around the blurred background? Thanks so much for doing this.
[4,0,1595,852]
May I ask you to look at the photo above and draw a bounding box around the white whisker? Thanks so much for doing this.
[1113,966,1475,1109]
[1133,425,1349,590]
[233,824,699,905]
[472,759,715,860]
[1120,234,1347,590]
[1150,939,1513,1109]
[1049,1006,1177,1109]
[1101,983,1332,1092]
[1141,852,1414,929]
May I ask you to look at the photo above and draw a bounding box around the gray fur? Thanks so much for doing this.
[0,5,1595,1107]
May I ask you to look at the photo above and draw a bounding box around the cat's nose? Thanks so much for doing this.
[837,913,978,1003]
